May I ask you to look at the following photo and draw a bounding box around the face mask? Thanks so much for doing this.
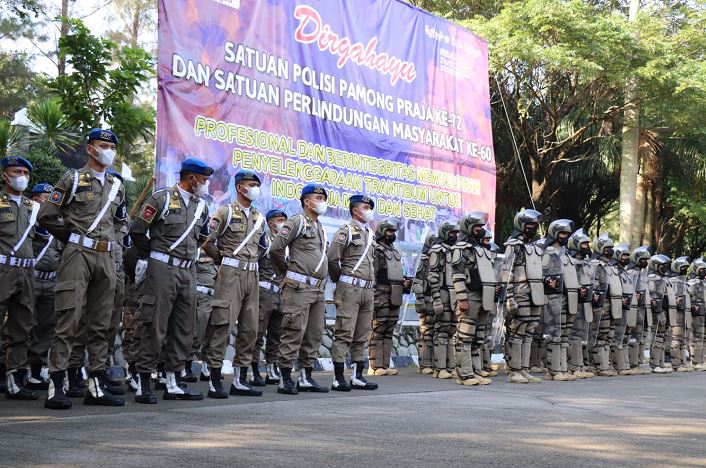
[638,259,648,269]
[386,234,397,244]
[243,186,260,201]
[192,178,208,197]
[699,270,706,280]
[275,222,285,232]
[604,248,614,258]
[447,234,457,245]
[680,267,688,276]
[5,174,29,192]
[558,236,569,246]
[312,200,328,215]
[524,226,538,239]
[91,146,116,166]
[580,246,591,256]
[619,257,630,267]
[358,208,374,223]
[472,227,486,241]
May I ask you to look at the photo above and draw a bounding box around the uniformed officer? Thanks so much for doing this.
[626,246,651,375]
[688,258,706,370]
[413,233,438,375]
[202,170,265,399]
[26,183,61,390]
[186,247,217,382]
[270,183,330,395]
[611,243,637,375]
[647,254,675,374]
[668,256,693,372]
[451,211,495,386]
[426,220,460,379]
[38,129,127,409]
[369,218,411,376]
[503,209,544,384]
[250,209,288,387]
[566,229,595,378]
[130,157,212,404]
[0,156,40,400]
[328,194,378,391]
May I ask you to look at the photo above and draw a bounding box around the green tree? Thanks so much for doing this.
[26,97,81,155]
[0,119,25,158]
[25,147,67,191]
[0,52,48,118]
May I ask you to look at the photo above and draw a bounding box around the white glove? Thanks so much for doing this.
[135,259,148,285]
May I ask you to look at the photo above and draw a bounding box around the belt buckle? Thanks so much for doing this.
[95,241,109,252]
[10,257,19,267]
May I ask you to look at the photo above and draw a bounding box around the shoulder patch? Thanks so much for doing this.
[336,232,348,244]
[140,204,158,223]
[49,188,65,205]
[209,217,221,231]
[280,225,292,237]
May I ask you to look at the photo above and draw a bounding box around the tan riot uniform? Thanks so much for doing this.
[588,256,623,374]
[413,251,434,371]
[668,274,691,370]
[0,192,39,372]
[369,240,406,371]
[202,203,265,369]
[129,185,209,373]
[328,220,375,363]
[270,212,328,371]
[38,167,126,373]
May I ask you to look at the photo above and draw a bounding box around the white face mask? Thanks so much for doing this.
[5,174,29,192]
[91,146,116,166]
[360,208,375,223]
[193,178,209,197]
[312,200,328,215]
[243,186,261,202]
[275,222,285,232]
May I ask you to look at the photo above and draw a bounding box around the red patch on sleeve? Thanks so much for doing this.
[140,204,157,223]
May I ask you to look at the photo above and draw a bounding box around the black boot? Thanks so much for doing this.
[66,367,85,398]
[351,362,378,390]
[331,362,351,392]
[26,363,49,390]
[230,367,263,396]
[5,368,40,400]
[44,371,72,410]
[265,363,281,385]
[277,367,298,395]
[83,372,125,406]
[163,371,203,400]
[135,372,158,404]
[249,362,266,387]
[182,361,197,383]
[297,367,329,393]
[0,363,6,393]
[207,367,228,399]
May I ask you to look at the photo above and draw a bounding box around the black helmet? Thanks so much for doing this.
[438,219,460,243]
[375,218,399,241]
[513,209,542,231]
[459,211,488,236]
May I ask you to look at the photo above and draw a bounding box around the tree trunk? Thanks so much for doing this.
[58,0,70,76]
[642,181,654,247]
[631,152,647,245]
[618,0,641,243]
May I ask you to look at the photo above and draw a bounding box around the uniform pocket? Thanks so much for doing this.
[210,298,231,326]
[55,280,77,313]
[282,311,303,331]
[138,294,157,323]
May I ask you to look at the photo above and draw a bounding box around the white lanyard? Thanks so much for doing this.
[11,200,39,255]
[35,234,55,263]
[86,180,121,234]
[168,199,205,253]
[232,213,264,256]
[351,226,373,274]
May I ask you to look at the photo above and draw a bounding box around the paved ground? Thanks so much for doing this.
[2,368,706,467]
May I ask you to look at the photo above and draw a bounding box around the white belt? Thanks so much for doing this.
[0,254,35,268]
[286,271,325,287]
[222,256,258,271]
[258,281,281,293]
[340,275,375,289]
[68,233,113,252]
[196,285,214,296]
[34,270,57,280]
[149,251,194,269]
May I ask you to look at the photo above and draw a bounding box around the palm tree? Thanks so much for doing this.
[26,97,81,155]
[0,119,26,157]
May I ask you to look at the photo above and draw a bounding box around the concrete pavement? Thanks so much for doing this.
[1,369,706,467]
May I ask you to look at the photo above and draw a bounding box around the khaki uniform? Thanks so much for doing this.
[270,213,328,370]
[107,223,129,362]
[0,192,39,371]
[38,167,126,373]
[253,235,284,366]
[130,185,209,373]
[28,231,61,368]
[413,251,434,370]
[328,221,375,363]
[189,253,217,362]
[370,240,406,370]
[202,203,264,368]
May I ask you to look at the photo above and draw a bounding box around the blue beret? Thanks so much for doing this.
[349,194,374,209]
[234,170,261,185]
[181,157,214,176]
[87,128,118,145]
[300,183,327,200]
[31,182,53,194]
[1,156,33,172]
[107,169,124,182]
[266,209,287,220]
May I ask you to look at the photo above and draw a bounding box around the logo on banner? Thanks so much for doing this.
[212,0,240,10]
